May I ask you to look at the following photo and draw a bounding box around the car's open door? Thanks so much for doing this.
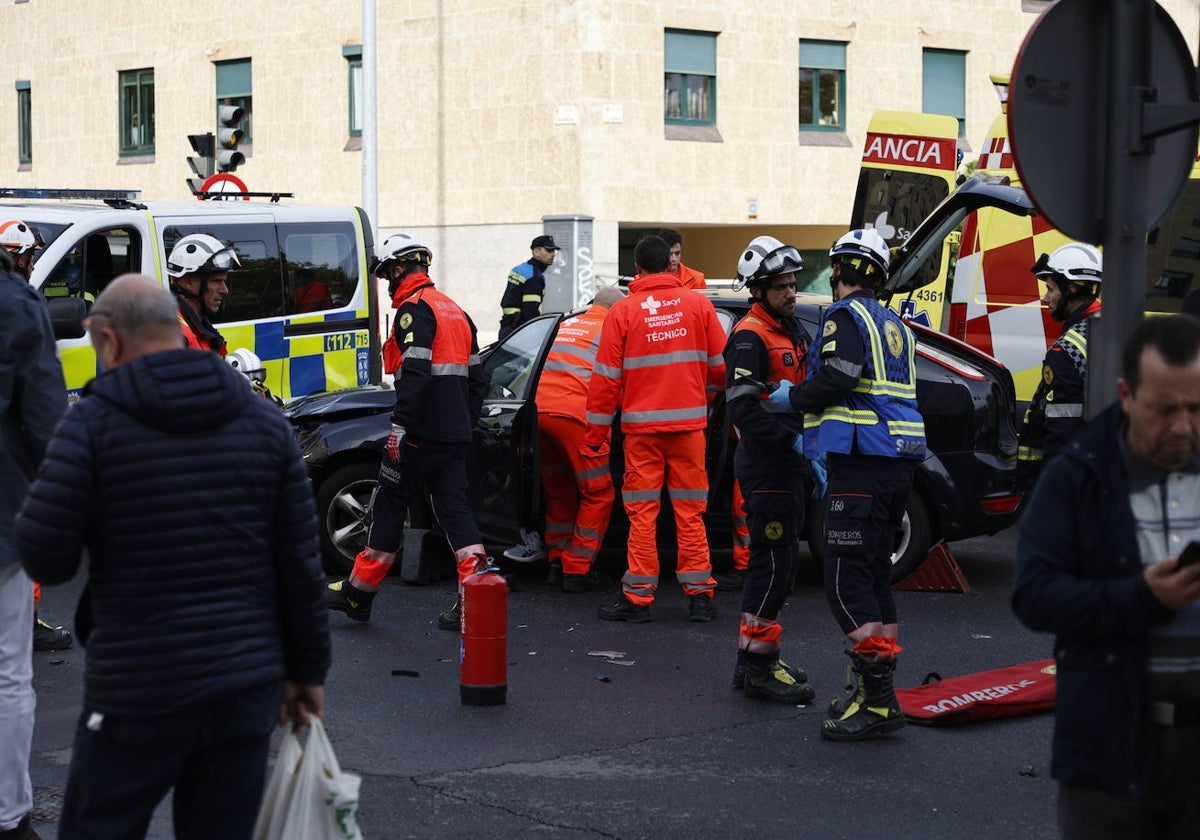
[470,314,561,545]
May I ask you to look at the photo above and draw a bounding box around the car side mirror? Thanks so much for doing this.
[46,296,88,340]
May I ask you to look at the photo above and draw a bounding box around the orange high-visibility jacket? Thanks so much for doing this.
[678,263,707,290]
[537,302,611,423]
[585,273,725,446]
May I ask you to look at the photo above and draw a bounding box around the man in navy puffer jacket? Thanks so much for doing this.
[15,274,331,840]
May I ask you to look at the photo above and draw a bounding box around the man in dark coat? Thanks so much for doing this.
[0,245,67,840]
[15,274,330,840]
[1014,314,1200,839]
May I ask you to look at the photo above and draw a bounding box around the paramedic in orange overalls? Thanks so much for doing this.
[724,236,817,704]
[326,232,488,631]
[586,234,726,623]
[536,286,625,592]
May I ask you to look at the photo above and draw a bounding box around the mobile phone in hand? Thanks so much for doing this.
[1177,541,1200,569]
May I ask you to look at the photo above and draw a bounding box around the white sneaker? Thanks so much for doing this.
[503,528,547,563]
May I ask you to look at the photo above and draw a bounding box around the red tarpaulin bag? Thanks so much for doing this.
[895,659,1057,725]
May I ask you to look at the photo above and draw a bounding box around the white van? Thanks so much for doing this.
[3,188,382,401]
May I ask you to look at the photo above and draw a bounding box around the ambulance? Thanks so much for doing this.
[2,188,382,401]
[854,78,1200,404]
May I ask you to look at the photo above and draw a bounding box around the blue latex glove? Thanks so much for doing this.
[810,452,828,499]
[768,379,794,411]
[791,433,805,456]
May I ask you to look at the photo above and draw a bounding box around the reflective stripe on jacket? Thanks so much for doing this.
[803,296,925,460]
[585,273,725,443]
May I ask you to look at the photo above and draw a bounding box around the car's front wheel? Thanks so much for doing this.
[315,462,379,577]
[804,490,932,584]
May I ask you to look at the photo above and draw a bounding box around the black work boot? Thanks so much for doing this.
[744,652,816,704]
[821,651,905,741]
[437,598,461,631]
[562,569,609,593]
[731,648,809,689]
[598,595,651,623]
[546,560,563,588]
[327,579,374,622]
[687,594,718,622]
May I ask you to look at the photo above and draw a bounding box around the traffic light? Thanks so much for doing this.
[186,132,215,195]
[216,104,245,172]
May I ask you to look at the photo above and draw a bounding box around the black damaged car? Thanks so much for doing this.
[284,287,1025,585]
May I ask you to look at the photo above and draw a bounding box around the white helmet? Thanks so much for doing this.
[376,232,432,268]
[1033,242,1103,289]
[226,348,266,384]
[735,236,804,291]
[166,233,241,279]
[0,219,41,255]
[829,228,890,280]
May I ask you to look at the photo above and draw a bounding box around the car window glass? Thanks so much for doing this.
[1148,179,1200,310]
[282,224,359,314]
[482,317,556,401]
[41,227,139,300]
[163,223,283,323]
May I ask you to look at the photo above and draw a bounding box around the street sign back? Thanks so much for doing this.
[1008,0,1197,243]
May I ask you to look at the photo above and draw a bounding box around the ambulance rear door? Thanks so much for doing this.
[851,110,960,329]
[953,113,1070,404]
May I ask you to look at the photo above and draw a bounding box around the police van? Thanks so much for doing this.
[3,188,381,401]
[853,89,1200,405]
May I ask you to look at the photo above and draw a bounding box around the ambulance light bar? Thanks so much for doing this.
[0,187,142,201]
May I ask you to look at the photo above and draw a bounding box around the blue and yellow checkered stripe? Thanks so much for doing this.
[61,310,372,403]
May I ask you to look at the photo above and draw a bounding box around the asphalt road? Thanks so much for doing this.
[29,524,1058,839]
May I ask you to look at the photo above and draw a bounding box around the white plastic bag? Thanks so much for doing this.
[252,727,304,840]
[253,718,363,840]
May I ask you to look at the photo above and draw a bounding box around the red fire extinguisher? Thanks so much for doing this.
[460,559,508,706]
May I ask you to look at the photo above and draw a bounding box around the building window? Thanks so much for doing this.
[344,46,362,137]
[922,49,966,138]
[799,40,846,130]
[16,80,31,165]
[664,29,716,125]
[119,68,155,155]
[215,58,252,145]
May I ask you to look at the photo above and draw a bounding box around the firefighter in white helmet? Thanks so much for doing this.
[769,227,926,741]
[0,219,41,281]
[166,233,241,355]
[723,235,816,704]
[1017,242,1103,488]
[327,232,489,630]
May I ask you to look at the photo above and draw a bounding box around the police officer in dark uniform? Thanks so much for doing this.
[498,235,560,340]
[1017,242,1103,488]
[771,228,925,741]
[327,232,488,630]
[724,236,816,704]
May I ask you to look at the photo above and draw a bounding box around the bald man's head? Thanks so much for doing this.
[593,285,625,308]
[89,274,184,371]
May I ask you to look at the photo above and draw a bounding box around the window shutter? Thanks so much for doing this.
[665,30,716,75]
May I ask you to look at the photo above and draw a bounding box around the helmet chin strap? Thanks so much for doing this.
[174,275,217,316]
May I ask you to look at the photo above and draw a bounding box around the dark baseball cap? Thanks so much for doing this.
[531,235,561,251]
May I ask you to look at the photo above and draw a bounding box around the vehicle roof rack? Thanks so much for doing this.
[0,187,142,201]
[197,191,295,203]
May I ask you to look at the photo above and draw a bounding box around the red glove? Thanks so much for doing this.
[386,424,406,461]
